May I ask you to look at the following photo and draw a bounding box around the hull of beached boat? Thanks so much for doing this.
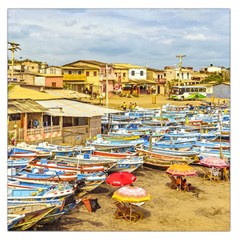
[8,204,56,230]
[8,214,25,230]
[92,150,137,158]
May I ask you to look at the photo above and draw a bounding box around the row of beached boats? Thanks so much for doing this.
[7,102,230,230]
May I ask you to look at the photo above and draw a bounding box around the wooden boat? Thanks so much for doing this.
[8,203,56,230]
[193,140,230,150]
[142,145,199,157]
[101,134,140,141]
[8,214,25,230]
[54,155,117,172]
[92,150,137,158]
[7,184,74,201]
[28,159,105,174]
[136,148,195,160]
[143,156,194,169]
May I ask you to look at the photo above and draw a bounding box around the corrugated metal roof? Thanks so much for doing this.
[8,85,61,100]
[36,99,122,117]
[44,89,91,99]
[8,99,48,114]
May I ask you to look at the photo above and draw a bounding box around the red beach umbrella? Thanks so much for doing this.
[200,156,229,168]
[106,172,137,187]
[166,163,197,176]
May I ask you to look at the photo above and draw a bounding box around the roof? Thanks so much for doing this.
[8,99,48,114]
[44,89,91,99]
[128,79,156,85]
[36,99,122,117]
[8,85,61,100]
[113,63,145,69]
[147,67,163,72]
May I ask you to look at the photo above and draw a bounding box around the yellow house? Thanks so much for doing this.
[147,67,166,95]
[62,60,116,96]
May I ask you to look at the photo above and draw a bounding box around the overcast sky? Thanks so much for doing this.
[7,8,230,70]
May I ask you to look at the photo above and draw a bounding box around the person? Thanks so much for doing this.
[176,176,182,191]
[121,102,127,110]
[181,178,190,192]
[129,102,133,110]
[134,102,139,109]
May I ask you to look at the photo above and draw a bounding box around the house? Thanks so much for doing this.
[35,74,63,88]
[62,60,115,97]
[147,67,166,95]
[203,82,230,99]
[8,85,121,145]
[112,63,156,95]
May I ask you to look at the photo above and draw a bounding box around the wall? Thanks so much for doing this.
[45,76,63,88]
[212,84,230,99]
[128,68,147,80]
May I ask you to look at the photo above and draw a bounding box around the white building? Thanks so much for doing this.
[128,68,147,80]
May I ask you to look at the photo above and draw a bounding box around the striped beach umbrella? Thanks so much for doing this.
[200,156,229,168]
[166,163,197,176]
[112,186,150,203]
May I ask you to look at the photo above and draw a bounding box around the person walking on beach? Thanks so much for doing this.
[121,102,127,110]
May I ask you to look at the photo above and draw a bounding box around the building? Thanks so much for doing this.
[147,67,166,95]
[8,85,121,145]
[35,74,63,88]
[204,82,230,99]
[62,60,116,97]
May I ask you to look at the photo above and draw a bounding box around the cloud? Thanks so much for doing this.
[7,8,230,70]
[184,33,207,41]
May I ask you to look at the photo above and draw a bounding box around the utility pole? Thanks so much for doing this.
[105,64,109,108]
[176,54,186,86]
[8,41,21,81]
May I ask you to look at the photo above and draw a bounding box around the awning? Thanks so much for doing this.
[8,99,48,114]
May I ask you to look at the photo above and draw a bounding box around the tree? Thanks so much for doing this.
[201,73,224,84]
[165,79,176,98]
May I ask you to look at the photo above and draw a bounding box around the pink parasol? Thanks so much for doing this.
[112,185,150,203]
[200,156,229,168]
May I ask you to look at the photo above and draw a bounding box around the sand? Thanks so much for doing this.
[41,95,230,232]
[42,166,230,232]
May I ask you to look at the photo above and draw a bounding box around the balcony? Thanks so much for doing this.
[63,74,87,81]
[156,78,166,84]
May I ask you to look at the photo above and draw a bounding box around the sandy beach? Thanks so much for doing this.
[38,95,230,232]
[41,165,230,232]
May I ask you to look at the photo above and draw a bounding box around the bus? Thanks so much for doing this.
[169,86,207,101]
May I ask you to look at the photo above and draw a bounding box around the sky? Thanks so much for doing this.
[7,8,230,71]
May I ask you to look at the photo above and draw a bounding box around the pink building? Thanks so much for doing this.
[35,74,63,88]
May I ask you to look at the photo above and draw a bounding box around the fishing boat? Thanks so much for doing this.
[8,203,56,230]
[193,140,230,150]
[92,150,137,158]
[136,148,197,160]
[8,214,25,230]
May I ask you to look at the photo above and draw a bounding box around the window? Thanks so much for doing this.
[177,73,179,77]
[52,82,56,87]
[140,70,144,76]
[131,71,135,76]
[86,71,90,76]
[123,73,126,77]
[164,73,166,77]
[93,71,97,76]
[68,71,72,74]
[9,113,20,121]
[78,70,82,74]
